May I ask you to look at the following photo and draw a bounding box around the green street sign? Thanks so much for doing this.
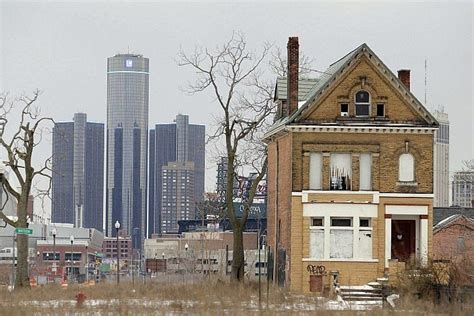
[15,228,33,235]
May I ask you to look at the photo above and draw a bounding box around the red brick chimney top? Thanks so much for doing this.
[287,37,299,116]
[397,69,411,91]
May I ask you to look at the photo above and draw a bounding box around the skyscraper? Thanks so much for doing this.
[106,54,149,245]
[433,109,449,207]
[148,114,205,235]
[452,171,474,207]
[51,113,104,231]
[161,161,195,233]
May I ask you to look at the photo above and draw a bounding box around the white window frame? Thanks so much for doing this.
[354,90,371,117]
[309,153,323,190]
[399,153,415,182]
[307,214,375,261]
[359,153,372,191]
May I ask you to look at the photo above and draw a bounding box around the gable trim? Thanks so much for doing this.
[292,44,438,127]
[286,125,436,135]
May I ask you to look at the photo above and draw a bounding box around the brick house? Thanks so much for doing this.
[433,214,474,262]
[264,37,438,292]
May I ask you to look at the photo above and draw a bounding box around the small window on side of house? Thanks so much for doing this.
[457,237,465,254]
[377,103,385,117]
[311,217,324,227]
[331,217,352,227]
[340,103,349,116]
[360,218,371,227]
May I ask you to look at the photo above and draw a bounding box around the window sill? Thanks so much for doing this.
[302,258,379,263]
[396,181,418,187]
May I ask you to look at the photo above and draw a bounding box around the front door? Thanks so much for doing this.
[391,220,416,261]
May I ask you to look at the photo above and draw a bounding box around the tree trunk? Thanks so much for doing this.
[15,199,30,288]
[15,233,29,287]
[230,222,245,281]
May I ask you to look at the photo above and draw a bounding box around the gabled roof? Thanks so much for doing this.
[274,77,319,101]
[434,206,474,225]
[288,43,438,126]
[434,214,474,234]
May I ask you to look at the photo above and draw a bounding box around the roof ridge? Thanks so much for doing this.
[329,43,367,67]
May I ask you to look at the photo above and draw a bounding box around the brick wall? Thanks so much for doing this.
[433,217,474,261]
[292,132,434,193]
[267,133,293,280]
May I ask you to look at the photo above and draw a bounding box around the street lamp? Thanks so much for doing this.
[115,220,120,284]
[85,245,88,283]
[184,243,189,277]
[52,228,57,280]
[69,235,74,284]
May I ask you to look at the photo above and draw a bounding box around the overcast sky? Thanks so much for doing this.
[1,1,472,214]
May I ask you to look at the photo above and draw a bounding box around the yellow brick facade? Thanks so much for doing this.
[266,43,436,293]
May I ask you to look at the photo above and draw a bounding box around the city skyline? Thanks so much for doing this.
[1,2,471,213]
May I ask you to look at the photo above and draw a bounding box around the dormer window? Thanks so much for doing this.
[355,90,370,117]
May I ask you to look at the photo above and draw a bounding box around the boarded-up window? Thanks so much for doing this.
[330,230,353,258]
[359,153,372,190]
[310,230,324,258]
[330,153,352,190]
[309,153,322,190]
[399,153,415,182]
[359,230,372,259]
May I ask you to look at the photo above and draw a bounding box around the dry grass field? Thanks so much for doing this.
[0,278,472,315]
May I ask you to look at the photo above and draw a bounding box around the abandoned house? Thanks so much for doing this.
[264,37,438,293]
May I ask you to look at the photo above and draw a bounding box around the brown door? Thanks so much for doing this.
[391,220,416,261]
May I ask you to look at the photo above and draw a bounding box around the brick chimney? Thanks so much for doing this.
[397,69,411,91]
[287,37,299,116]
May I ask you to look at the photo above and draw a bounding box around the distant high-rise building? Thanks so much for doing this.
[216,157,228,203]
[161,161,195,233]
[148,114,205,236]
[106,53,149,245]
[452,171,474,207]
[52,113,104,231]
[432,110,449,207]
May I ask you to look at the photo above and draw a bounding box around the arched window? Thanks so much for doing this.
[399,153,415,182]
[355,90,370,116]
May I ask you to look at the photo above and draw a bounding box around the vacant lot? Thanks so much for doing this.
[0,279,471,315]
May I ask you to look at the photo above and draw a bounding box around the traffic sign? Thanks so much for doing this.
[15,228,33,235]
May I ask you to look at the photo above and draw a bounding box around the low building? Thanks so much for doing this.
[433,214,474,262]
[144,231,265,276]
[33,224,104,283]
[102,232,133,265]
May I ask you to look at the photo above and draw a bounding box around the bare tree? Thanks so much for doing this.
[0,90,53,288]
[179,33,274,281]
[268,46,315,78]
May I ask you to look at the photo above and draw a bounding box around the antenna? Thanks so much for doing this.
[424,58,427,107]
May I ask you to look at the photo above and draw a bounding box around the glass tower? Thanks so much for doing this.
[52,113,104,231]
[106,54,149,246]
[148,114,205,236]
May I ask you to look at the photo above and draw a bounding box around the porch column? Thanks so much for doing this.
[420,215,428,264]
[384,214,392,268]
